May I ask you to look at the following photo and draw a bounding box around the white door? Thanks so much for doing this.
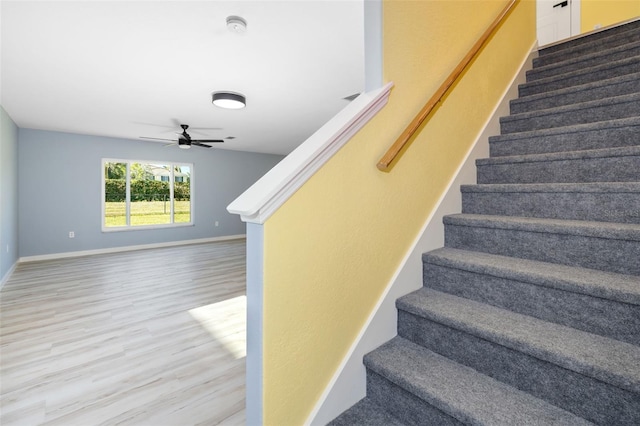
[537,0,579,46]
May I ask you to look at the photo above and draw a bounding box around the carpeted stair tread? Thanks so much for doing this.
[489,115,640,145]
[364,336,594,426]
[527,39,640,82]
[445,214,640,275]
[503,92,640,123]
[461,182,640,194]
[477,145,640,166]
[444,213,640,241]
[423,247,640,306]
[396,288,640,394]
[510,72,640,114]
[538,19,640,59]
[460,182,640,223]
[500,92,640,133]
[535,27,640,67]
[518,55,640,97]
[422,248,640,345]
[489,117,640,156]
[326,397,405,426]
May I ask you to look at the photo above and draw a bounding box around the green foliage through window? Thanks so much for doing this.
[103,160,192,228]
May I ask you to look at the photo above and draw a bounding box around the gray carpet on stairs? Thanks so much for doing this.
[422,248,640,345]
[509,72,640,114]
[526,41,640,81]
[517,55,640,97]
[489,116,640,157]
[326,398,406,426]
[536,19,640,60]
[460,182,640,224]
[328,19,640,426]
[364,337,596,426]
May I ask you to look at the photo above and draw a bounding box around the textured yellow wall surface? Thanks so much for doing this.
[261,1,535,424]
[581,0,639,32]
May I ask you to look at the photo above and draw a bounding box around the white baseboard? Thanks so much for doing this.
[18,234,246,263]
[307,45,537,426]
[0,262,18,291]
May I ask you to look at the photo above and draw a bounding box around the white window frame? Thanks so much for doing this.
[102,158,194,232]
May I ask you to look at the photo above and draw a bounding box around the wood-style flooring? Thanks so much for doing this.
[0,239,247,425]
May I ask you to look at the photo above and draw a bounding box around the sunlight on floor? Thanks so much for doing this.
[189,295,247,359]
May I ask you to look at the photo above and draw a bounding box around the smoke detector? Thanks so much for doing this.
[227,16,247,33]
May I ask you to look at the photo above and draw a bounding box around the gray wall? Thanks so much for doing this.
[364,0,382,91]
[18,128,283,257]
[1,106,19,281]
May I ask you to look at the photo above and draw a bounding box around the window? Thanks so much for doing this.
[103,160,192,230]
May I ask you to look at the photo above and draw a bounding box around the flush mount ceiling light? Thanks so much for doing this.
[212,92,246,109]
[226,16,247,33]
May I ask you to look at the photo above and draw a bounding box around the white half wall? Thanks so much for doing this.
[307,46,538,426]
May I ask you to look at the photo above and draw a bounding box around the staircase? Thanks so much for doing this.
[329,20,640,425]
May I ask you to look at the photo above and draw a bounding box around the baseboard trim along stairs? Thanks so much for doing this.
[329,18,640,425]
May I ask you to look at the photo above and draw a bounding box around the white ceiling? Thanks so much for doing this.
[0,1,365,155]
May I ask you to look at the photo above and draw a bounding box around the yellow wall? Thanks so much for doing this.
[581,0,640,32]
[261,1,536,424]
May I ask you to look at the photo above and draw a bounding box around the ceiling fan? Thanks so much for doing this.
[140,124,224,149]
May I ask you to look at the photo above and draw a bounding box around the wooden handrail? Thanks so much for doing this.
[377,0,519,171]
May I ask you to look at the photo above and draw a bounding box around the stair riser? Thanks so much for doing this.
[528,44,640,82]
[461,190,640,224]
[535,28,640,67]
[489,125,640,157]
[422,262,640,345]
[501,99,640,134]
[519,60,640,97]
[477,155,640,184]
[510,76,640,114]
[444,223,640,275]
[397,311,640,425]
[366,370,462,426]
[539,21,640,57]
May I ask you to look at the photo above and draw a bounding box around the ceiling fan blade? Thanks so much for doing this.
[191,142,214,148]
[192,139,224,143]
[187,128,223,137]
[140,136,177,142]
[188,126,223,130]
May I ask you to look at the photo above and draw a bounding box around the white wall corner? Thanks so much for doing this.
[0,261,18,291]
[306,45,538,426]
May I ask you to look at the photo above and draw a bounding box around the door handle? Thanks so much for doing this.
[553,0,569,7]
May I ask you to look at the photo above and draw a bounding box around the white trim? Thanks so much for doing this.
[18,234,246,263]
[307,44,538,426]
[571,0,581,37]
[101,223,195,233]
[0,262,18,291]
[227,82,394,224]
[245,223,264,426]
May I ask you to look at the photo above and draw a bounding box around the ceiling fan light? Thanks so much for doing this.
[212,92,246,109]
[179,144,191,150]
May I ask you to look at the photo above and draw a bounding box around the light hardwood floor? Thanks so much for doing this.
[0,240,247,425]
